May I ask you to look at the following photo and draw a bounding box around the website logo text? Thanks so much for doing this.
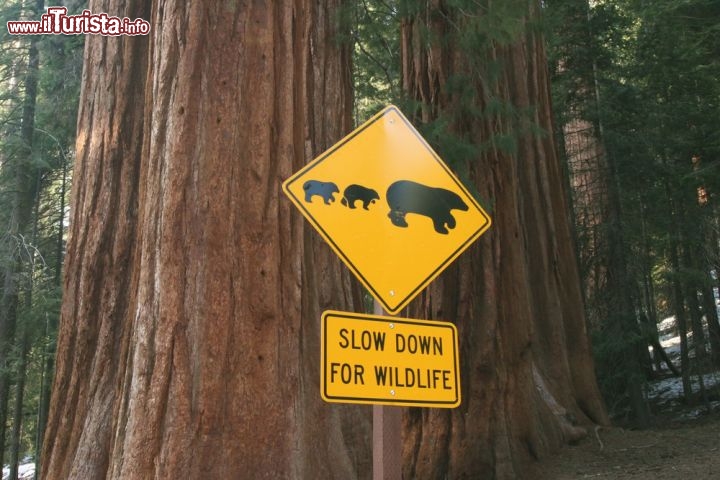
[7,7,150,36]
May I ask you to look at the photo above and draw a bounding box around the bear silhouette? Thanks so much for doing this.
[341,184,380,210]
[386,180,469,234]
[303,180,339,205]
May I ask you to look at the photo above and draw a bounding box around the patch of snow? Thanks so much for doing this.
[2,463,35,480]
[650,316,708,365]
[643,315,720,419]
[659,333,681,357]
[678,400,720,420]
[658,316,677,335]
[648,376,685,407]
[648,372,720,408]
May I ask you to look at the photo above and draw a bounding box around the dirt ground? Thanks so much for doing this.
[529,411,720,479]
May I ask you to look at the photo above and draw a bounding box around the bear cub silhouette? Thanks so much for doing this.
[303,180,339,205]
[341,184,380,210]
[386,180,468,234]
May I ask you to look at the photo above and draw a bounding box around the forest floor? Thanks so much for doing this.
[8,320,719,480]
[532,317,720,479]
[531,405,720,479]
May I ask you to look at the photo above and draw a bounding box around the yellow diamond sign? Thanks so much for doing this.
[321,310,461,407]
[283,105,491,314]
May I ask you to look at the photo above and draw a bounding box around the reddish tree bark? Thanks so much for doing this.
[401,1,609,477]
[40,2,149,477]
[42,1,369,478]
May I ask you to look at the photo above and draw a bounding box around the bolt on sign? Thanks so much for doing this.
[282,105,492,314]
[321,310,461,408]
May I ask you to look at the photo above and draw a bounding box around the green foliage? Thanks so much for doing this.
[0,0,82,467]
[591,316,646,416]
[548,0,720,420]
[348,0,402,122]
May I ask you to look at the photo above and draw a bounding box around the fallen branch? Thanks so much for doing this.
[594,426,604,450]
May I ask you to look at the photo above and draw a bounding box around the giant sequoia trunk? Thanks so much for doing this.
[401,1,609,477]
[42,1,369,478]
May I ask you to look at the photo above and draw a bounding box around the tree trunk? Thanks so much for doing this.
[39,3,149,478]
[8,331,29,480]
[641,263,680,377]
[401,1,608,477]
[667,186,693,399]
[682,236,710,405]
[43,1,368,479]
[11,153,42,480]
[701,280,720,367]
[683,241,708,364]
[604,161,649,424]
[0,240,20,470]
[639,206,671,375]
[35,128,69,480]
[705,210,720,366]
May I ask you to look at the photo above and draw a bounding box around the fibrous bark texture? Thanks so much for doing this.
[401,1,609,478]
[42,1,369,479]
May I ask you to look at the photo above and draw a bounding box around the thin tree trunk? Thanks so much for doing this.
[605,161,649,424]
[34,311,51,478]
[639,203,661,373]
[683,243,711,406]
[0,74,20,480]
[35,146,67,479]
[651,337,681,377]
[668,184,693,399]
[640,250,680,377]
[8,330,29,480]
[702,280,720,367]
[645,269,680,377]
[705,208,720,366]
[0,267,20,469]
[670,259,692,399]
[10,164,42,480]
[683,247,708,363]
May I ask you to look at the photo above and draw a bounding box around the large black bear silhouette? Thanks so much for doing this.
[386,180,469,234]
[303,180,339,204]
[341,184,380,210]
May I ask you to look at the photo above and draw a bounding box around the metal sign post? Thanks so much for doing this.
[373,300,402,480]
[319,306,461,480]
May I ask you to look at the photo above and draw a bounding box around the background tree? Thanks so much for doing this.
[548,0,720,419]
[0,0,80,476]
[546,0,651,425]
[399,0,608,477]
